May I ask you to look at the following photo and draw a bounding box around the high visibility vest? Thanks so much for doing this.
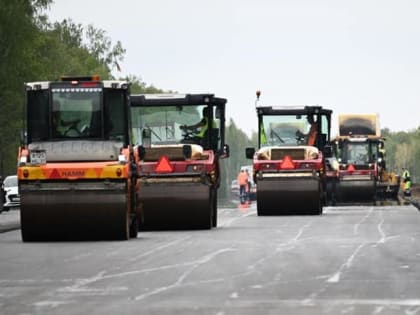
[237,172,249,186]
[197,117,217,138]
[402,170,411,184]
[54,121,68,136]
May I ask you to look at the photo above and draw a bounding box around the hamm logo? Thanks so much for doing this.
[61,170,85,177]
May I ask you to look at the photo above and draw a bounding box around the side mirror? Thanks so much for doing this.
[245,147,255,159]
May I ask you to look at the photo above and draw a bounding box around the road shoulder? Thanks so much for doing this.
[0,209,20,233]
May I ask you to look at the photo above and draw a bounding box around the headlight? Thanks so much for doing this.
[19,156,27,165]
[118,154,127,164]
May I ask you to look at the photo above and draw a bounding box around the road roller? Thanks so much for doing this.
[329,113,399,203]
[130,94,229,229]
[245,91,333,215]
[17,76,141,241]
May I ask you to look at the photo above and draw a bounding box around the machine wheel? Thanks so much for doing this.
[317,184,324,215]
[20,211,37,242]
[257,203,271,216]
[21,227,33,242]
[112,207,130,241]
[316,197,323,215]
[256,193,271,216]
[201,188,213,229]
[121,212,130,240]
[212,188,218,228]
[129,215,138,238]
[129,188,139,238]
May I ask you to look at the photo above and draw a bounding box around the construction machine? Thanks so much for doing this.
[18,76,140,241]
[328,113,399,203]
[245,92,333,215]
[130,94,229,229]
[377,148,400,200]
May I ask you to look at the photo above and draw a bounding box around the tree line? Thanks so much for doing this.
[0,0,160,177]
[0,1,417,199]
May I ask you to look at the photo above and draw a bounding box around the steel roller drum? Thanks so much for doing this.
[20,181,129,241]
[138,180,212,230]
[256,176,322,215]
[335,178,376,202]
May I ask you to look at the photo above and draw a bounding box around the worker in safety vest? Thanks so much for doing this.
[237,169,249,201]
[402,167,412,197]
[296,114,318,146]
[180,107,217,146]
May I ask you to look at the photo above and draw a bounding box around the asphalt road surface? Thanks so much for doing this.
[1,202,420,315]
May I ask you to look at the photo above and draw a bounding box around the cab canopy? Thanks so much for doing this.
[24,77,130,145]
[130,94,227,153]
[256,105,333,151]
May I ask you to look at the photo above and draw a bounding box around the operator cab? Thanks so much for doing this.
[130,94,228,157]
[25,76,130,144]
[21,76,131,164]
[246,105,332,159]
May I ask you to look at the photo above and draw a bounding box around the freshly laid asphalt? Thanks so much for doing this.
[0,194,418,235]
[2,202,420,315]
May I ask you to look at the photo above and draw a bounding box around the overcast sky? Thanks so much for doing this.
[47,0,420,136]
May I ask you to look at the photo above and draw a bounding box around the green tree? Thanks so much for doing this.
[382,127,419,183]
[124,75,167,94]
[0,0,52,177]
[0,1,127,177]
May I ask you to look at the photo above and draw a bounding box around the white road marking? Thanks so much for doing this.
[134,248,235,301]
[327,243,366,283]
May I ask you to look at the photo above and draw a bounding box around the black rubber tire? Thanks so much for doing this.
[256,192,271,216]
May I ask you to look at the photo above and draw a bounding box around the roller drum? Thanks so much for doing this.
[20,181,129,241]
[256,176,322,215]
[138,180,212,229]
[336,179,376,202]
